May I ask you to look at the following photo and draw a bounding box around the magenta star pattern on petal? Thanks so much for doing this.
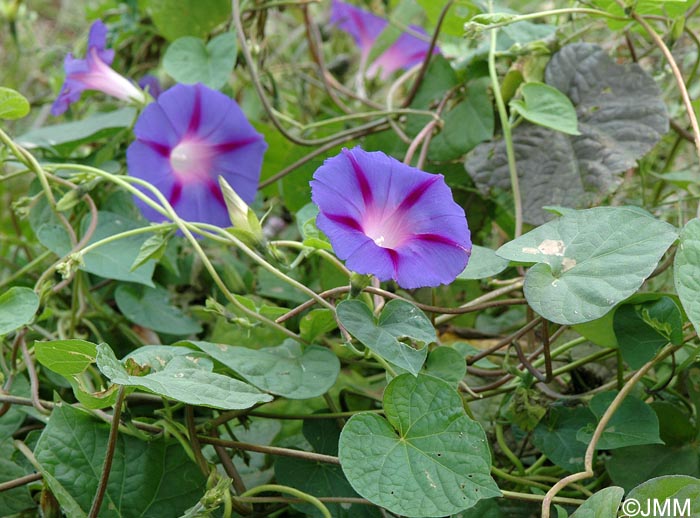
[311,147,471,288]
[329,0,438,80]
[51,20,146,116]
[126,83,268,227]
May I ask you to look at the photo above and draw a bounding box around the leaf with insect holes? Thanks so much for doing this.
[496,207,677,325]
[96,343,271,409]
[337,299,435,375]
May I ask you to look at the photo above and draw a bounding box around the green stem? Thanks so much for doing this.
[284,108,438,132]
[370,352,398,377]
[629,11,700,164]
[550,349,615,377]
[43,164,304,343]
[524,454,548,475]
[531,337,587,368]
[76,223,175,256]
[491,466,550,491]
[501,489,584,506]
[248,409,385,420]
[239,484,332,518]
[474,7,626,31]
[272,240,350,275]
[193,224,336,311]
[487,0,522,238]
[0,129,56,207]
[495,423,526,474]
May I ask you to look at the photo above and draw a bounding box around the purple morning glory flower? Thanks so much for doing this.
[311,147,471,288]
[138,74,163,100]
[329,0,438,80]
[52,20,146,116]
[126,83,267,227]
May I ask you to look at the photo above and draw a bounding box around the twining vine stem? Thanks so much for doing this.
[88,385,127,518]
[540,342,685,518]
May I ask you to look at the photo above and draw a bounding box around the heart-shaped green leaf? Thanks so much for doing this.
[576,392,662,449]
[534,406,595,473]
[18,108,136,152]
[187,339,339,399]
[36,211,156,286]
[0,87,30,120]
[497,207,677,325]
[607,445,700,491]
[299,309,337,343]
[34,339,118,409]
[339,374,500,517]
[148,0,231,41]
[275,419,379,518]
[0,287,39,336]
[510,82,580,135]
[337,299,435,375]
[96,343,271,410]
[163,33,237,89]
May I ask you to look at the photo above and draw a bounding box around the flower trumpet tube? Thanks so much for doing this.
[52,20,146,115]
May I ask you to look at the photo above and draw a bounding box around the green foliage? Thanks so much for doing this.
[34,339,96,376]
[146,0,231,41]
[568,487,624,518]
[163,32,237,89]
[0,87,30,120]
[34,405,206,516]
[17,108,136,152]
[467,43,669,224]
[509,82,580,135]
[457,245,510,280]
[625,475,700,514]
[607,445,700,491]
[497,207,677,324]
[115,284,202,335]
[613,297,683,368]
[96,343,273,409]
[339,374,500,517]
[4,1,700,516]
[534,406,594,472]
[275,419,379,518]
[577,392,662,449]
[0,287,39,335]
[337,299,435,375]
[675,218,700,336]
[187,339,341,399]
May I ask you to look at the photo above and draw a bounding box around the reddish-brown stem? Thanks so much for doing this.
[402,0,454,108]
[88,385,127,518]
[0,472,42,492]
[21,338,50,415]
[198,436,340,465]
